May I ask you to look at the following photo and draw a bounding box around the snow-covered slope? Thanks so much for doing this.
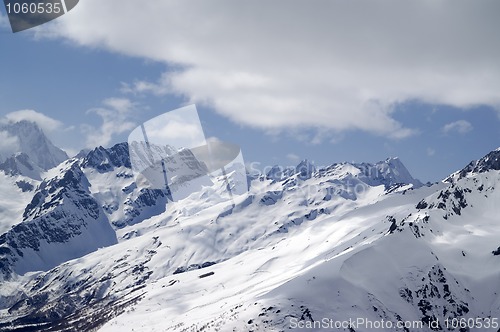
[0,153,44,181]
[0,143,498,332]
[0,171,37,235]
[101,149,499,332]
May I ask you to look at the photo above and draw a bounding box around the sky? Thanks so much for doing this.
[0,0,499,182]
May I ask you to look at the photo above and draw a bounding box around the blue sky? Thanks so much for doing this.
[1,1,499,182]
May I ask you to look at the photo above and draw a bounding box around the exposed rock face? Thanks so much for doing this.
[0,162,117,278]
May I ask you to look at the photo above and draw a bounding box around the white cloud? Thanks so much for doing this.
[43,0,500,139]
[102,97,134,114]
[82,98,136,148]
[427,148,436,157]
[442,120,473,135]
[0,131,20,158]
[4,109,63,133]
[129,104,206,150]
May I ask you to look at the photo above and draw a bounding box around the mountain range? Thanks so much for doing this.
[0,120,498,331]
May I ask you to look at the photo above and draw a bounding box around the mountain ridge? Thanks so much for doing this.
[0,130,498,331]
[445,147,500,183]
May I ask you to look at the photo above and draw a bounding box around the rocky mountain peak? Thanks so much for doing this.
[445,147,500,182]
[81,142,131,171]
[0,120,68,172]
[295,159,316,180]
[372,157,423,188]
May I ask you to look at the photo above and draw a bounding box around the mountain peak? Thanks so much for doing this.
[372,157,422,188]
[446,148,500,182]
[383,156,404,166]
[0,120,68,172]
[266,156,421,189]
[265,165,294,181]
[81,142,131,171]
[295,159,316,180]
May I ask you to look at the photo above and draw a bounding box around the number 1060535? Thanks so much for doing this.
[5,2,62,15]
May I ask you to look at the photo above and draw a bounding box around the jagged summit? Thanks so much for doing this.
[81,143,131,171]
[373,156,423,188]
[265,165,294,181]
[267,156,422,190]
[445,147,500,182]
[295,159,316,180]
[0,120,68,171]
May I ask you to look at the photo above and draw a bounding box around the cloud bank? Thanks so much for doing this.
[44,0,500,138]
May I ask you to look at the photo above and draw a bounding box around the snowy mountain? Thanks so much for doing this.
[0,160,118,279]
[0,139,499,331]
[445,148,500,183]
[0,121,66,240]
[0,120,68,174]
[268,157,422,190]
